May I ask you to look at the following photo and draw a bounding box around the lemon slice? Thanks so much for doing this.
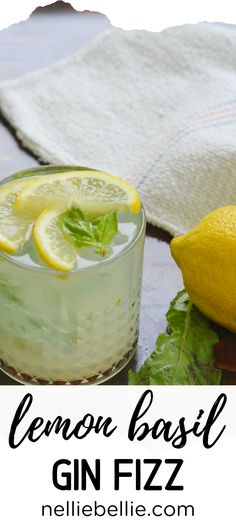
[0,179,34,253]
[34,208,77,271]
[15,170,141,218]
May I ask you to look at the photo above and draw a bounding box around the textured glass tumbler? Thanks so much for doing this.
[0,166,146,384]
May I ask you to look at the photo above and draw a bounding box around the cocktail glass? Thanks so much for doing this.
[0,166,146,384]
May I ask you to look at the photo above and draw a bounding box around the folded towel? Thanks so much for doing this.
[1,23,236,235]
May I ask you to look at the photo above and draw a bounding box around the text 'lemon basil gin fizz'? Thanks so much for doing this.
[0,166,145,384]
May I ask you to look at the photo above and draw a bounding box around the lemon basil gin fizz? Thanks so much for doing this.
[0,166,145,384]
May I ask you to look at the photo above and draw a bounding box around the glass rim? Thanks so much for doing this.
[0,165,146,275]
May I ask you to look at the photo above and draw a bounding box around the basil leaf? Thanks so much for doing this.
[63,221,95,240]
[93,211,118,245]
[59,224,99,249]
[57,207,118,256]
[129,290,221,385]
[61,207,85,222]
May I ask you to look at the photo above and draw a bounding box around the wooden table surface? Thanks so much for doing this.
[0,5,234,385]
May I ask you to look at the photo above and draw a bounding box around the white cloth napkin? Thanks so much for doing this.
[1,23,236,235]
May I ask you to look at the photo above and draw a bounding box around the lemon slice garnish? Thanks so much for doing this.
[14,170,141,218]
[33,208,77,271]
[0,179,34,253]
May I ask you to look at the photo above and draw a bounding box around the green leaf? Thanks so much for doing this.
[57,207,118,256]
[129,289,221,385]
[58,207,85,223]
[93,211,118,245]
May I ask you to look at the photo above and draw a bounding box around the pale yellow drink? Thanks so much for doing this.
[0,167,145,384]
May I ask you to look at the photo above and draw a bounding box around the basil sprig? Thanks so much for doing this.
[129,290,221,385]
[57,207,118,256]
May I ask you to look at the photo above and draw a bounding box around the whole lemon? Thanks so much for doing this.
[170,206,236,333]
